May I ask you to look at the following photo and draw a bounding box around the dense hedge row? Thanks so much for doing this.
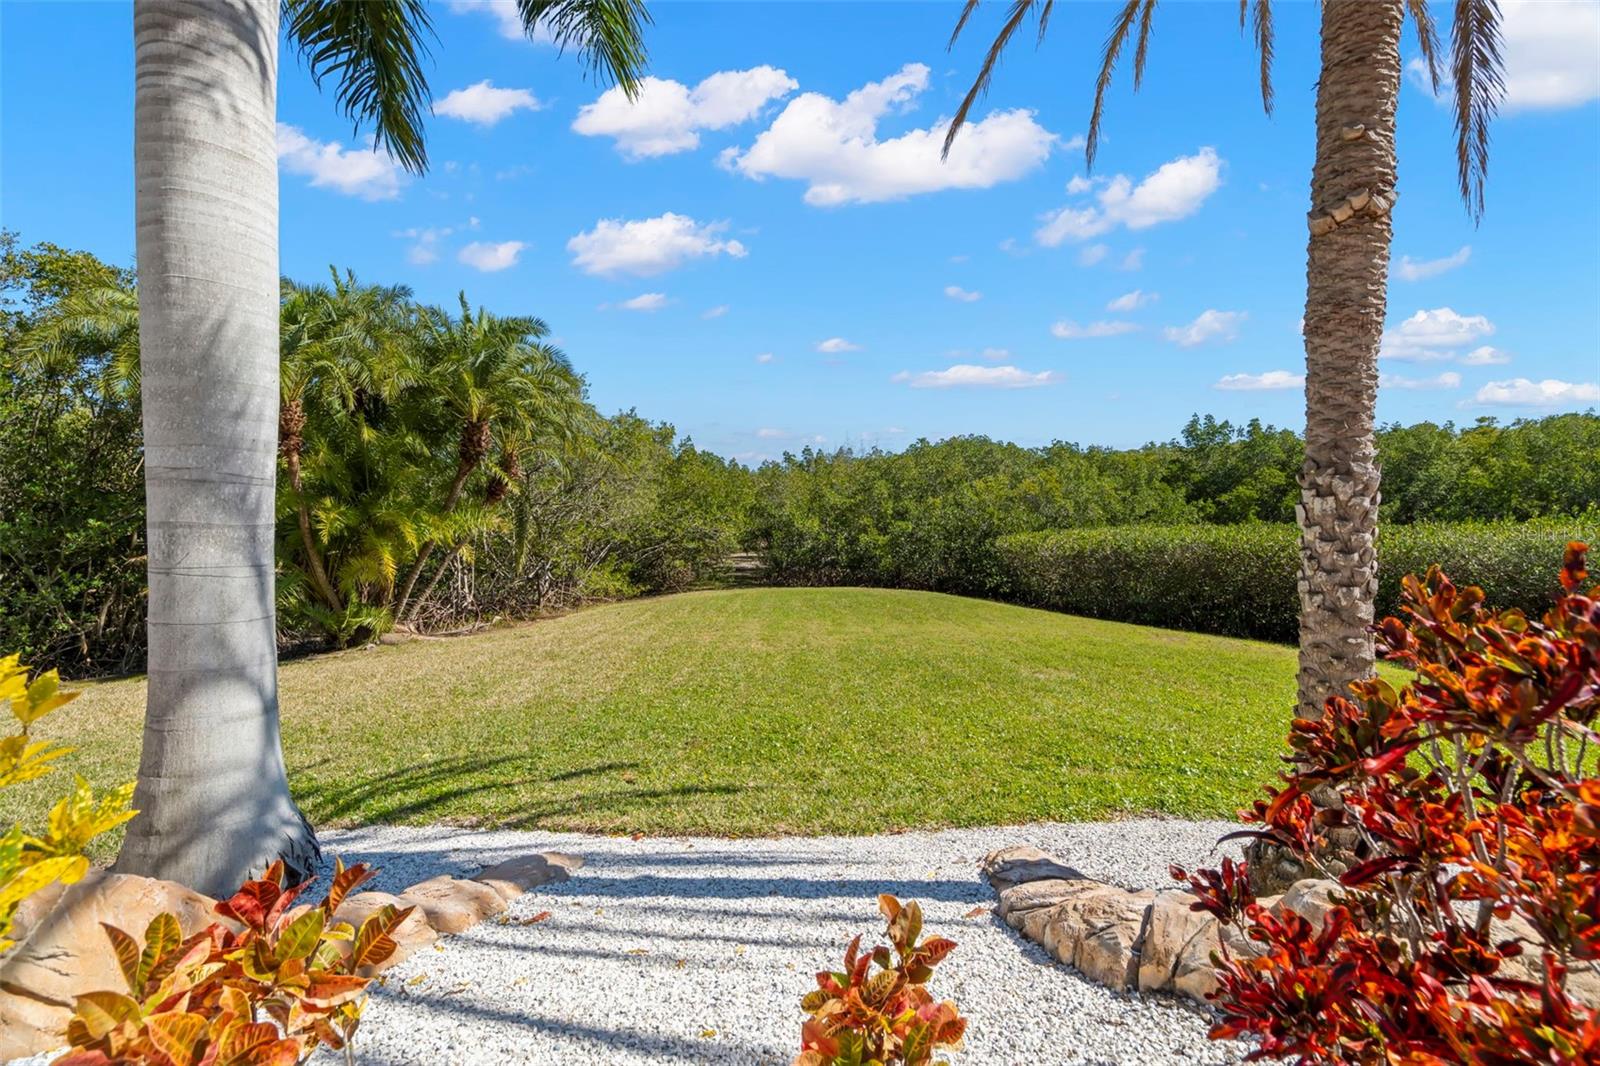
[994,519,1600,643]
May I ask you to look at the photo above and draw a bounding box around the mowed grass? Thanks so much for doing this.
[6,588,1336,843]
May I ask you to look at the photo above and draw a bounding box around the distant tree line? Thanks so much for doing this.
[749,415,1600,594]
[2,233,1596,675]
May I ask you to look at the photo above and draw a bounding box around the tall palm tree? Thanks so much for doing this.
[120,0,649,895]
[945,0,1503,723]
[392,297,589,622]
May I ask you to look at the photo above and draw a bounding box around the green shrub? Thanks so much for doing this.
[995,518,1600,643]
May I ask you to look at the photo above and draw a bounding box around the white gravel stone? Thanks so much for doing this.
[303,819,1253,1066]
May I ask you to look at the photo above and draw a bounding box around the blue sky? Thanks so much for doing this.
[4,0,1598,460]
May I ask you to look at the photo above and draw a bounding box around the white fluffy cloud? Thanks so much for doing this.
[394,217,481,264]
[434,81,542,126]
[445,0,553,42]
[1502,0,1600,109]
[702,304,730,319]
[573,67,797,159]
[816,337,861,353]
[720,63,1055,206]
[979,347,1011,361]
[1165,309,1245,347]
[276,124,403,200]
[1406,1,1600,111]
[1476,378,1600,406]
[1050,319,1139,339]
[567,213,747,277]
[944,285,982,303]
[1036,148,1222,246]
[619,292,668,312]
[1215,369,1303,391]
[755,352,775,364]
[1381,307,1495,361]
[1396,245,1471,282]
[457,240,525,272]
[1461,345,1511,366]
[893,364,1063,389]
[1078,244,1109,267]
[1106,289,1157,312]
[1381,371,1463,390]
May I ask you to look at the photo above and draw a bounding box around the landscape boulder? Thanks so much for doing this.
[1275,878,1342,931]
[473,852,584,902]
[1039,887,1155,989]
[1137,890,1216,998]
[979,845,1085,889]
[329,891,439,970]
[399,875,508,934]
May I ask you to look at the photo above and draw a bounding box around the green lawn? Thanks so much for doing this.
[7,588,1334,842]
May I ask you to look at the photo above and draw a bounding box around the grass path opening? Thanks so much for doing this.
[6,588,1327,841]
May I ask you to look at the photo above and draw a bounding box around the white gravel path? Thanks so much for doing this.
[311,820,1253,1066]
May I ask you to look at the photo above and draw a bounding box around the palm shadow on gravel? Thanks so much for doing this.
[352,990,790,1065]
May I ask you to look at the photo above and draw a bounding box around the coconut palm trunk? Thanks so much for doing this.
[1294,0,1404,721]
[117,0,318,895]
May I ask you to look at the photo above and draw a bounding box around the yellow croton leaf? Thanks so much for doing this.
[0,660,79,729]
[0,734,75,790]
[41,776,137,855]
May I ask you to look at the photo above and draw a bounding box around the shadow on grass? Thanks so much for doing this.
[291,754,748,830]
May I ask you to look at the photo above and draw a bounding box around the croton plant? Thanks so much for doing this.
[796,894,968,1066]
[1175,542,1600,1064]
[56,858,411,1066]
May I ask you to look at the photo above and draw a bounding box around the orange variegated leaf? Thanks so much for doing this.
[138,912,182,987]
[300,971,370,1007]
[145,1011,207,1066]
[99,922,143,992]
[67,990,140,1041]
[351,903,413,968]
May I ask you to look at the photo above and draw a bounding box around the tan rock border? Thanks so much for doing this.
[979,845,1328,1004]
[0,851,581,1059]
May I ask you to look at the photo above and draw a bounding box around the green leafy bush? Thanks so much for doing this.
[0,236,145,676]
[996,518,1600,642]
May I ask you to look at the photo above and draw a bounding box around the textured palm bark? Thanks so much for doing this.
[1294,0,1401,722]
[117,0,319,896]
[1250,0,1403,895]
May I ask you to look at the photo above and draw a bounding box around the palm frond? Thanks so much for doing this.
[1450,0,1504,221]
[282,0,435,174]
[1132,0,1158,90]
[515,0,652,98]
[1086,0,1146,167]
[943,0,1040,161]
[1406,0,1443,93]
[1247,0,1274,115]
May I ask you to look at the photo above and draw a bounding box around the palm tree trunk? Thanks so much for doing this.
[1294,0,1401,722]
[392,452,477,620]
[117,0,319,896]
[281,409,343,613]
[1248,0,1402,896]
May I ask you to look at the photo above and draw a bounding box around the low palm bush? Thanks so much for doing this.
[996,519,1600,643]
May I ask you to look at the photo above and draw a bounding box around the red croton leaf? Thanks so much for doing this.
[1184,547,1600,1065]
